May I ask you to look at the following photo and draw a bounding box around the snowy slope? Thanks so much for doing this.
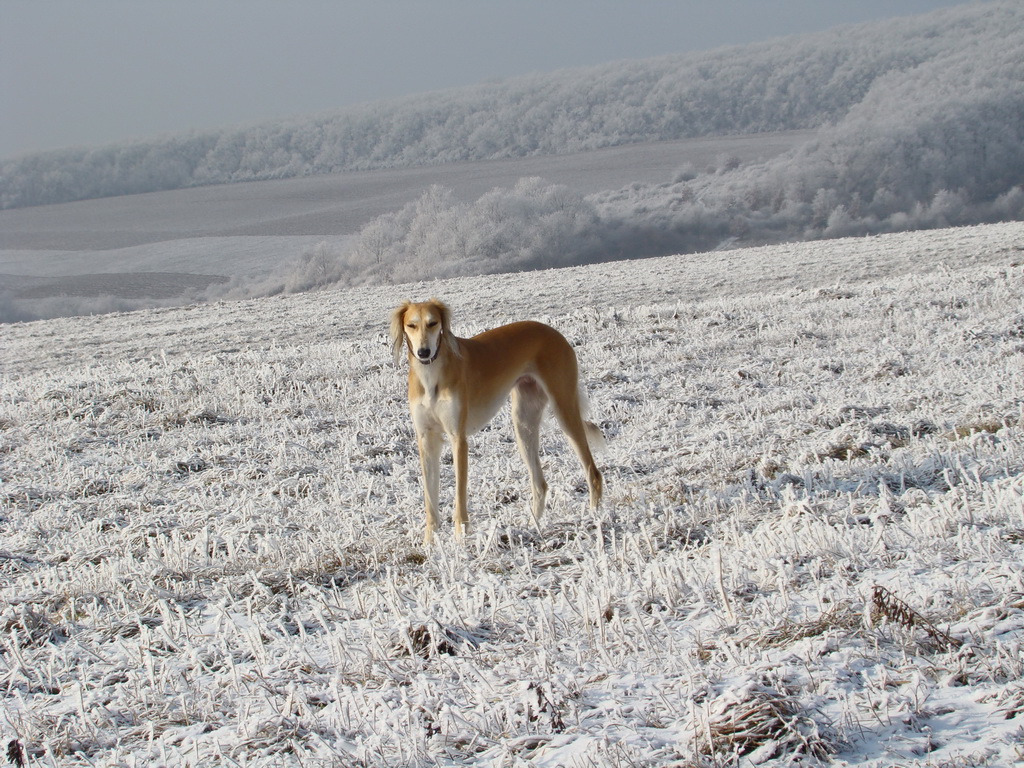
[1,223,1023,766]
[0,131,812,322]
[0,132,808,273]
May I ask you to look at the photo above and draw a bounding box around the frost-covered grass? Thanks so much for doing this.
[2,223,1023,766]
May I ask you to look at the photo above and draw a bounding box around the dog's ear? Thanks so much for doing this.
[432,299,453,335]
[390,302,410,364]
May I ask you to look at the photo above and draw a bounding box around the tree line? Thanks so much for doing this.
[300,1,1024,288]
[2,2,1019,212]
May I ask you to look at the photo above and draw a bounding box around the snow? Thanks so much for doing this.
[0,132,810,280]
[1,222,1023,766]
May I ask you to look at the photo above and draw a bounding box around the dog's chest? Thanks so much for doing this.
[411,371,461,432]
[413,388,460,432]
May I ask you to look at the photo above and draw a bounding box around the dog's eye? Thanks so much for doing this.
[427,321,439,328]
[406,323,417,330]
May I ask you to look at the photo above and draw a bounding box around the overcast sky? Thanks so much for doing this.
[2,0,972,159]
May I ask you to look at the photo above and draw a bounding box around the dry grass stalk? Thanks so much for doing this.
[871,585,961,652]
[994,685,1024,720]
[6,740,26,768]
[391,623,458,658]
[744,603,860,649]
[696,684,833,762]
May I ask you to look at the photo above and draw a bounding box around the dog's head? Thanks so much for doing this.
[390,299,452,365]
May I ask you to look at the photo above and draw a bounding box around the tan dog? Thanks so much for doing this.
[391,299,603,544]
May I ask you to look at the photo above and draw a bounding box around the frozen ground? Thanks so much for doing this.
[1,222,1023,766]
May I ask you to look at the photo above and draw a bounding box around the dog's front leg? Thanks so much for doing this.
[417,428,443,545]
[452,432,470,540]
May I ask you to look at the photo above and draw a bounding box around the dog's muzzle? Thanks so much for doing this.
[417,346,440,365]
[412,329,442,365]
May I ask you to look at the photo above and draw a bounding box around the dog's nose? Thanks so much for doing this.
[417,348,432,360]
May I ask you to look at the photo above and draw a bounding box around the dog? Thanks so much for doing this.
[391,299,603,544]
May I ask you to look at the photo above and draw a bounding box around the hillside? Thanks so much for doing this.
[2,2,1023,325]
[1,2,1020,210]
[2,1,1015,325]
[1,223,1023,765]
[0,132,809,322]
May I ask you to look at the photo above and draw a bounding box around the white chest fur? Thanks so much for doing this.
[411,362,460,434]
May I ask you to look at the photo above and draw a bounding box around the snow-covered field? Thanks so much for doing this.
[0,132,811,299]
[2,222,1023,766]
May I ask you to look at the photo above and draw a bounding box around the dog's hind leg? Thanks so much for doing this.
[511,377,549,528]
[551,393,603,511]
